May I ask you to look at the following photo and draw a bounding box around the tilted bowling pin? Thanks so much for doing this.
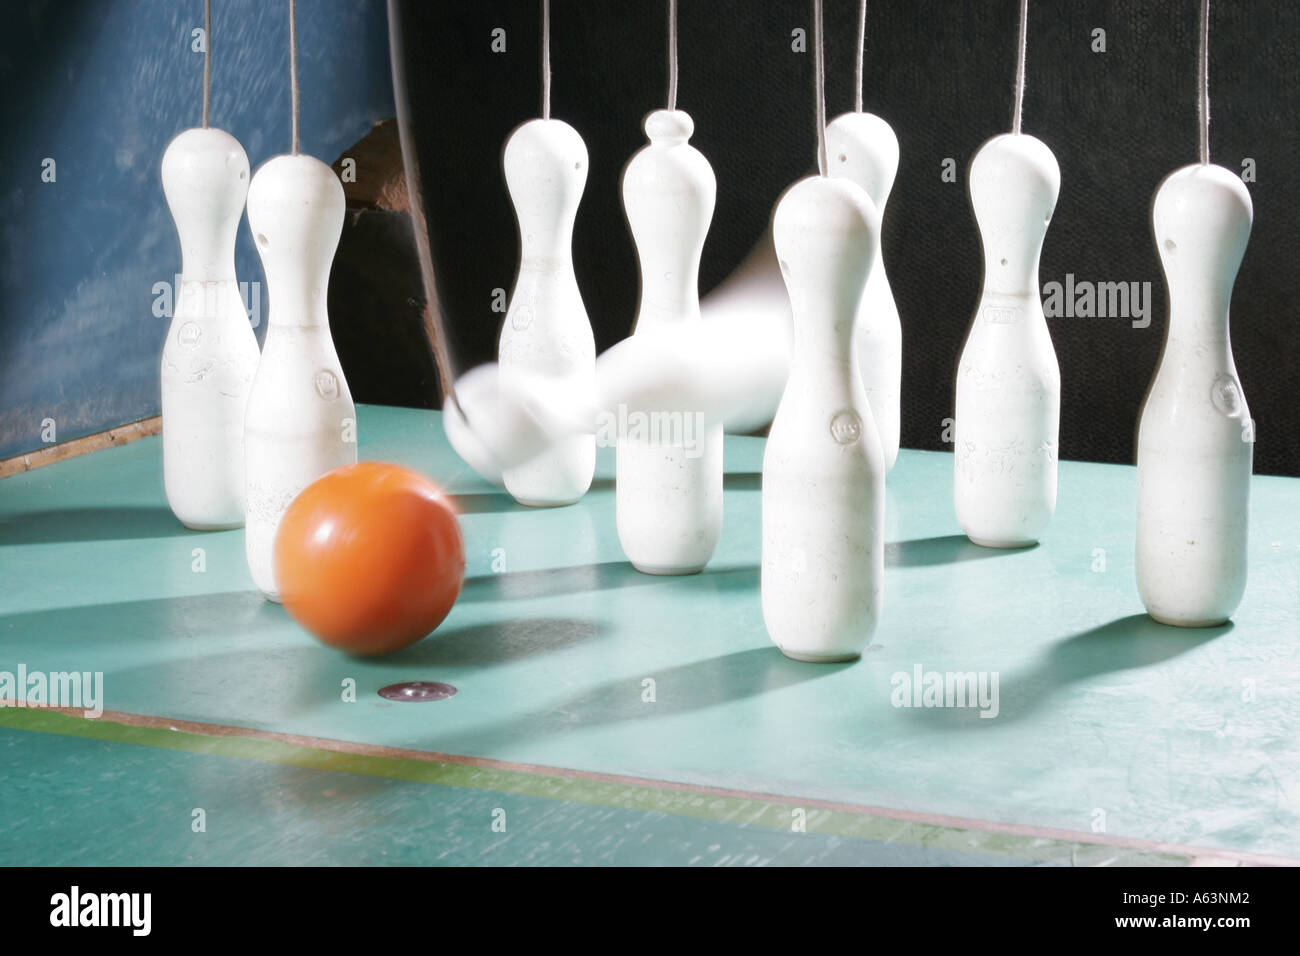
[762,175,885,662]
[160,128,260,529]
[617,109,722,574]
[954,133,1061,547]
[498,118,596,506]
[1136,164,1253,626]
[243,156,357,601]
[826,111,902,471]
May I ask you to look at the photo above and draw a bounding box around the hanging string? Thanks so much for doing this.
[289,0,300,153]
[202,0,211,127]
[667,0,679,110]
[541,0,552,119]
[1198,0,1210,164]
[814,0,826,175]
[1011,0,1028,134]
[854,0,866,113]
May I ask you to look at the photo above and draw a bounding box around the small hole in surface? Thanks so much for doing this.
[256,233,269,248]
[838,153,847,163]
[239,170,246,180]
[574,162,582,169]
[1164,239,1177,253]
[1000,258,1008,266]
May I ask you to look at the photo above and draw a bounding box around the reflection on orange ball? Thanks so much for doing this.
[273,462,465,656]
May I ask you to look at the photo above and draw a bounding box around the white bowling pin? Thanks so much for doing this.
[160,127,260,529]
[827,110,902,471]
[498,118,596,507]
[243,155,357,601]
[954,133,1061,548]
[1137,164,1253,627]
[762,175,885,662]
[616,109,722,574]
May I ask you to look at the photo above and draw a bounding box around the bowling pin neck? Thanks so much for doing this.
[504,118,588,267]
[623,109,716,328]
[1154,163,1253,344]
[825,111,899,211]
[161,127,250,281]
[969,133,1059,297]
[774,175,878,371]
[246,154,345,329]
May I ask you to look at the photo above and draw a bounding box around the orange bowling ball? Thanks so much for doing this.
[274,462,465,656]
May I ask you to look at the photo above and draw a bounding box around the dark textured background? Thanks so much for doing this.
[393,0,1299,476]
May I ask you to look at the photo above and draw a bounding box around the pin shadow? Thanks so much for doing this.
[903,613,1228,729]
[886,534,1029,568]
[459,561,667,602]
[382,616,602,667]
[0,506,197,544]
[445,491,529,514]
[421,645,848,756]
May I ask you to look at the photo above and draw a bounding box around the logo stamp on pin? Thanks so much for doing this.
[830,410,862,445]
[177,322,202,348]
[1211,376,1243,416]
[983,305,1018,325]
[314,371,340,400]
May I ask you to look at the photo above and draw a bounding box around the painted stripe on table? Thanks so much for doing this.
[0,703,1285,866]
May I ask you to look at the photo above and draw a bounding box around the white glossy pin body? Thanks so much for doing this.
[616,109,722,574]
[160,127,260,529]
[762,175,885,662]
[826,111,902,471]
[954,133,1061,548]
[1137,164,1253,626]
[498,118,596,507]
[243,155,357,601]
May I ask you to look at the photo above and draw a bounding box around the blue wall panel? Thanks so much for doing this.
[0,0,394,460]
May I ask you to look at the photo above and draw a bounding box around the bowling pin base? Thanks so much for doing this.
[181,518,243,532]
[631,561,704,577]
[776,647,861,664]
[514,496,581,509]
[967,535,1038,550]
[1145,610,1230,629]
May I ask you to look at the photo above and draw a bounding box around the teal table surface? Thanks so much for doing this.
[1,405,1297,865]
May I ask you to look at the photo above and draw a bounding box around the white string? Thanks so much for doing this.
[1198,0,1210,164]
[289,0,299,153]
[814,0,826,175]
[542,0,551,119]
[202,0,210,127]
[667,0,679,110]
[855,0,866,113]
[1011,0,1028,134]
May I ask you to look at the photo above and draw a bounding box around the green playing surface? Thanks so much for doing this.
[1,406,1296,866]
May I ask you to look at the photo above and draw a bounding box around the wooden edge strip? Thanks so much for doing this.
[0,417,161,479]
[3,701,1295,867]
